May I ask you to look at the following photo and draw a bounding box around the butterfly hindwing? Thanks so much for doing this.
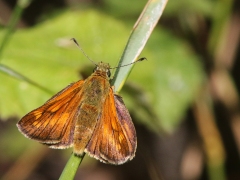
[114,94,137,155]
[85,88,137,164]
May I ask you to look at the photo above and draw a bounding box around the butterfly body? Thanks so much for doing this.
[73,63,111,155]
[17,62,137,165]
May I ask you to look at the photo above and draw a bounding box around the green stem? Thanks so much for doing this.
[112,0,168,92]
[59,153,85,180]
[0,64,53,94]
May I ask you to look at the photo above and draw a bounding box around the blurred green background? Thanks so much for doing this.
[0,0,239,180]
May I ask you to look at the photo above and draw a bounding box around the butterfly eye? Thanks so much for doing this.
[107,70,111,77]
[93,66,97,72]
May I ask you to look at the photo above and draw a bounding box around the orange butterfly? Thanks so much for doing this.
[17,50,145,164]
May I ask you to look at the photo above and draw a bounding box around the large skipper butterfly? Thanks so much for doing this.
[17,39,145,165]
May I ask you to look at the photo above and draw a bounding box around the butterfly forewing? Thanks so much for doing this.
[85,87,137,164]
[17,80,84,147]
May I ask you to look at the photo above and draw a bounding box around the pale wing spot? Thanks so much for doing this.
[32,111,42,120]
[32,121,41,127]
[118,134,124,143]
[117,143,121,150]
[51,105,61,112]
[111,121,118,130]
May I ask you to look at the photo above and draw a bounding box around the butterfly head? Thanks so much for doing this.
[94,62,111,78]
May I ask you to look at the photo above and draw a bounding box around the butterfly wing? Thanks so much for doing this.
[17,80,85,149]
[85,88,137,164]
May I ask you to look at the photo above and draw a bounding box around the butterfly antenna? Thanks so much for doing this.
[71,38,97,65]
[110,57,147,69]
